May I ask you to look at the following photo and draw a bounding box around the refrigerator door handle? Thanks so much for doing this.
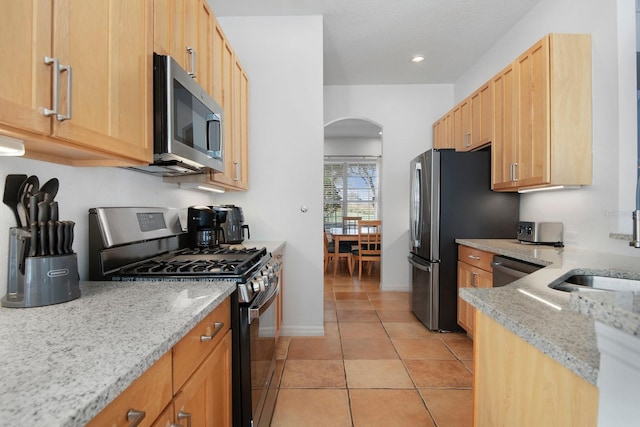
[411,163,422,247]
[408,256,432,272]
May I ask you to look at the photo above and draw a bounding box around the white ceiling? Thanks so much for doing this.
[208,0,542,85]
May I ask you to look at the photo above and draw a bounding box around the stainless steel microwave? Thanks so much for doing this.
[130,54,224,176]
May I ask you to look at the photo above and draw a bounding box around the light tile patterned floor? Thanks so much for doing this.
[270,266,474,426]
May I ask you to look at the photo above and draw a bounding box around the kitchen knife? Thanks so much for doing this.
[39,221,47,256]
[63,221,71,254]
[29,221,38,257]
[67,221,75,254]
[57,221,64,255]
[49,201,58,222]
[48,220,56,256]
[28,192,43,229]
[37,200,49,256]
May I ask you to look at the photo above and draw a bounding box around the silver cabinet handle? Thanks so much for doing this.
[465,132,471,147]
[177,410,192,427]
[43,57,60,117]
[200,321,224,342]
[467,254,480,260]
[186,46,196,78]
[233,161,240,181]
[126,409,146,427]
[58,64,72,121]
[512,162,518,182]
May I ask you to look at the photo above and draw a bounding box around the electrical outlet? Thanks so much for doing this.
[565,231,578,243]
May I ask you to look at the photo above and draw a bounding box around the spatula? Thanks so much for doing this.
[3,174,27,227]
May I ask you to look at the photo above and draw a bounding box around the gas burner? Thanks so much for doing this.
[118,247,268,277]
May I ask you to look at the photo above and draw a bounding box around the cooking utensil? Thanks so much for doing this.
[17,175,38,227]
[39,178,59,202]
[49,201,58,222]
[3,174,27,227]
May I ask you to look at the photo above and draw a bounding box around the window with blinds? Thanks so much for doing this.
[323,160,379,230]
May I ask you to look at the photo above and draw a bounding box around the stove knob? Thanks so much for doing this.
[252,278,262,293]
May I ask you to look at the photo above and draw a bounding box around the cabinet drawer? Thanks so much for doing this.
[173,298,231,391]
[458,245,494,272]
[87,351,172,427]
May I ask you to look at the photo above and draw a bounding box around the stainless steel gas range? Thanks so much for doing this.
[88,207,280,427]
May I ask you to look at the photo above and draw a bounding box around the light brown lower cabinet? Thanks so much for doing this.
[474,311,598,427]
[89,297,232,427]
[457,245,494,337]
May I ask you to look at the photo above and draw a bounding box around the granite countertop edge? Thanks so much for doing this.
[456,238,640,386]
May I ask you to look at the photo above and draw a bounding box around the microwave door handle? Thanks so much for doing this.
[207,114,222,159]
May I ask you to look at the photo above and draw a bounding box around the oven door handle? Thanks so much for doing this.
[249,283,280,324]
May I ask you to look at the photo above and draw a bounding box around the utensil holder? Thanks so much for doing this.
[2,227,80,308]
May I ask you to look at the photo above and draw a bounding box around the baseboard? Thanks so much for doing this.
[380,283,411,292]
[279,325,325,337]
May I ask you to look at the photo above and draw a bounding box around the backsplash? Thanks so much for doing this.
[0,157,218,296]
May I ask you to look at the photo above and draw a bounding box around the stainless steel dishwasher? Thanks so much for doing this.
[491,255,544,287]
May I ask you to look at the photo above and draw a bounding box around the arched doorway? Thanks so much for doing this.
[323,117,383,280]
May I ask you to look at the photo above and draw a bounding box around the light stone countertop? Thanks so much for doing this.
[0,279,237,426]
[457,239,640,385]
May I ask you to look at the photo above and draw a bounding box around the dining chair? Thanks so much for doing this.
[351,220,381,280]
[324,232,353,276]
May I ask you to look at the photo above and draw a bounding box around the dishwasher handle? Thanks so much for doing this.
[491,261,530,280]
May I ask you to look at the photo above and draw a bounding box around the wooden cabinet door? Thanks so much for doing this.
[469,80,493,150]
[453,98,471,151]
[172,331,232,427]
[474,312,598,426]
[87,352,173,427]
[232,59,250,189]
[210,39,237,187]
[441,112,452,149]
[51,0,152,164]
[154,0,213,94]
[516,37,550,188]
[457,261,492,336]
[492,62,518,190]
[0,0,52,136]
[433,120,442,149]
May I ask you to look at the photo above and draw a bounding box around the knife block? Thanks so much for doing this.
[2,227,80,308]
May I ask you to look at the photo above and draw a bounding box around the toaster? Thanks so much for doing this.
[517,221,563,246]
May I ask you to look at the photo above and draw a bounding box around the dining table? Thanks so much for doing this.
[328,225,380,274]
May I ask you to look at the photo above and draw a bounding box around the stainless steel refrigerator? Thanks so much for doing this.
[409,149,519,332]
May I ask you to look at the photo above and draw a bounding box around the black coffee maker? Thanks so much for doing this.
[187,206,221,248]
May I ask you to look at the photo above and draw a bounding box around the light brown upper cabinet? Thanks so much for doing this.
[469,80,493,150]
[492,63,518,188]
[433,112,453,150]
[452,98,471,151]
[0,0,153,166]
[154,0,214,95]
[492,34,592,191]
[208,19,250,191]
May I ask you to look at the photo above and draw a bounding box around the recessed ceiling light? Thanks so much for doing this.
[411,55,425,63]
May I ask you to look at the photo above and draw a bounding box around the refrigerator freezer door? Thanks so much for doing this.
[408,255,439,330]
[409,150,440,261]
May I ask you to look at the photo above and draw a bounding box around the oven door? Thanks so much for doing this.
[249,283,279,427]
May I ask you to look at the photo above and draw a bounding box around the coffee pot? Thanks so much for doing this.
[187,206,222,248]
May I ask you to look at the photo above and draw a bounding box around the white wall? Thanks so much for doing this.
[324,84,454,290]
[455,0,640,257]
[213,16,325,335]
[0,159,220,297]
[324,137,382,157]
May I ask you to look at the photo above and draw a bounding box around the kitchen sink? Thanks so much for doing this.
[549,274,640,293]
